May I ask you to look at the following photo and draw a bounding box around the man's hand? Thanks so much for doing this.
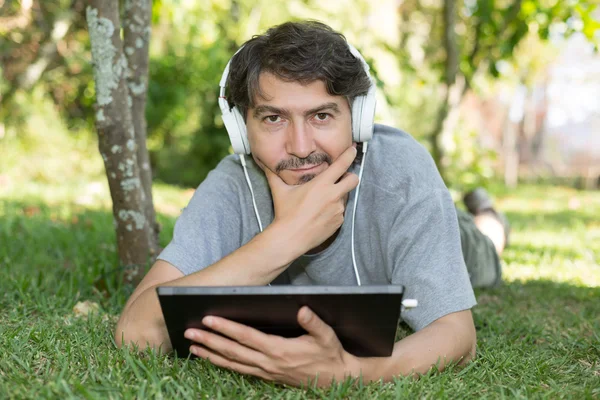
[258,146,359,257]
[184,306,360,388]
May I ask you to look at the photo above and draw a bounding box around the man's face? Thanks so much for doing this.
[246,72,353,185]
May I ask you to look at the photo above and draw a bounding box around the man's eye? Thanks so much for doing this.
[265,115,281,123]
[315,113,330,121]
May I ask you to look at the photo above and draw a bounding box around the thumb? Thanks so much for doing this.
[298,306,335,344]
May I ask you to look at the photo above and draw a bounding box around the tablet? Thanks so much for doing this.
[157,285,403,358]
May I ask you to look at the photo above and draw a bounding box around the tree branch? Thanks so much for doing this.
[443,0,458,85]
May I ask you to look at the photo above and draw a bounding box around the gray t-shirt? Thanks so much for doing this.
[158,124,477,331]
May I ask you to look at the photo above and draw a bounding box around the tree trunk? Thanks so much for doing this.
[429,0,463,179]
[123,0,160,257]
[86,2,152,285]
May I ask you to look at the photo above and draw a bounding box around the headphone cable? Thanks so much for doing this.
[241,145,367,287]
[240,154,264,232]
[351,141,368,286]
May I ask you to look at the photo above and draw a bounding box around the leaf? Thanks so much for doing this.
[72,300,100,319]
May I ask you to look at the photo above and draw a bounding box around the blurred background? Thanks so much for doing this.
[2,2,600,395]
[1,0,599,195]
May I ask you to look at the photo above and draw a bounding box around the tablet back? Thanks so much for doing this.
[157,285,403,358]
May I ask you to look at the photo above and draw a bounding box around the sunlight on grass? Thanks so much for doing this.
[495,185,600,288]
[503,261,600,287]
[1,179,195,218]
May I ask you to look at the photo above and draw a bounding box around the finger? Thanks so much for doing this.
[191,344,273,382]
[334,172,359,196]
[184,327,269,368]
[201,316,274,353]
[297,306,337,345]
[321,146,357,183]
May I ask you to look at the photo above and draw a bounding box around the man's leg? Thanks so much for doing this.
[456,208,503,288]
[463,187,510,250]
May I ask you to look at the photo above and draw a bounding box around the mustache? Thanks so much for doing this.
[275,153,332,173]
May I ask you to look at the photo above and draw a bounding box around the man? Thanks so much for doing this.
[115,21,504,387]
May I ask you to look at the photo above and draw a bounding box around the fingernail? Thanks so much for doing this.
[184,330,195,340]
[302,307,312,323]
[203,316,214,327]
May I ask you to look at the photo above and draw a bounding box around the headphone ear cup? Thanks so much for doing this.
[358,83,377,142]
[220,97,251,154]
[352,87,376,143]
[352,95,365,142]
[231,106,250,154]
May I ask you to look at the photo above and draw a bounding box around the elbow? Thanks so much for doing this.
[460,337,477,366]
[113,318,144,351]
[114,319,172,353]
[459,317,477,366]
[114,319,132,349]
[469,331,477,361]
[469,334,477,362]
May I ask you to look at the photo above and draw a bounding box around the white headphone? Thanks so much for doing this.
[218,43,377,154]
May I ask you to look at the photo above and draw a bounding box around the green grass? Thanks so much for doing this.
[1,182,599,399]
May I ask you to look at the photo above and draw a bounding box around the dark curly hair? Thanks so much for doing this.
[225,21,372,119]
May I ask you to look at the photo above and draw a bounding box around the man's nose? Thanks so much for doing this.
[285,121,316,159]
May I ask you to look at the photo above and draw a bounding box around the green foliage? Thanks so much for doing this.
[458,0,598,81]
[443,126,497,194]
[0,88,104,185]
[1,0,598,189]
[146,40,233,186]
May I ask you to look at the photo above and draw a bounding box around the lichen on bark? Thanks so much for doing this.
[86,6,127,106]
[117,209,146,230]
[128,80,146,96]
[121,177,141,192]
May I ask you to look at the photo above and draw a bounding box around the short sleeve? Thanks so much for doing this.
[390,188,477,331]
[157,170,245,276]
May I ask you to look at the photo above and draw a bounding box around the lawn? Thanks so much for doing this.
[1,179,599,399]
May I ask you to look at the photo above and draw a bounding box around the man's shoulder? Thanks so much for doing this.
[208,154,259,183]
[213,153,243,175]
[199,153,268,202]
[193,154,248,195]
[367,124,443,195]
[371,124,431,164]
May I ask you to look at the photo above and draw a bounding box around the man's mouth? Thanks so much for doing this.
[288,163,323,172]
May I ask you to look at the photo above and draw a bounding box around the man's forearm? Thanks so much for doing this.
[115,223,299,350]
[173,222,300,286]
[352,310,477,382]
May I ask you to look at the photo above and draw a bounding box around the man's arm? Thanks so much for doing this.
[115,222,300,351]
[179,304,475,387]
[116,147,360,352]
[352,309,476,381]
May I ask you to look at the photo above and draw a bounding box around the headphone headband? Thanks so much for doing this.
[219,39,376,154]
